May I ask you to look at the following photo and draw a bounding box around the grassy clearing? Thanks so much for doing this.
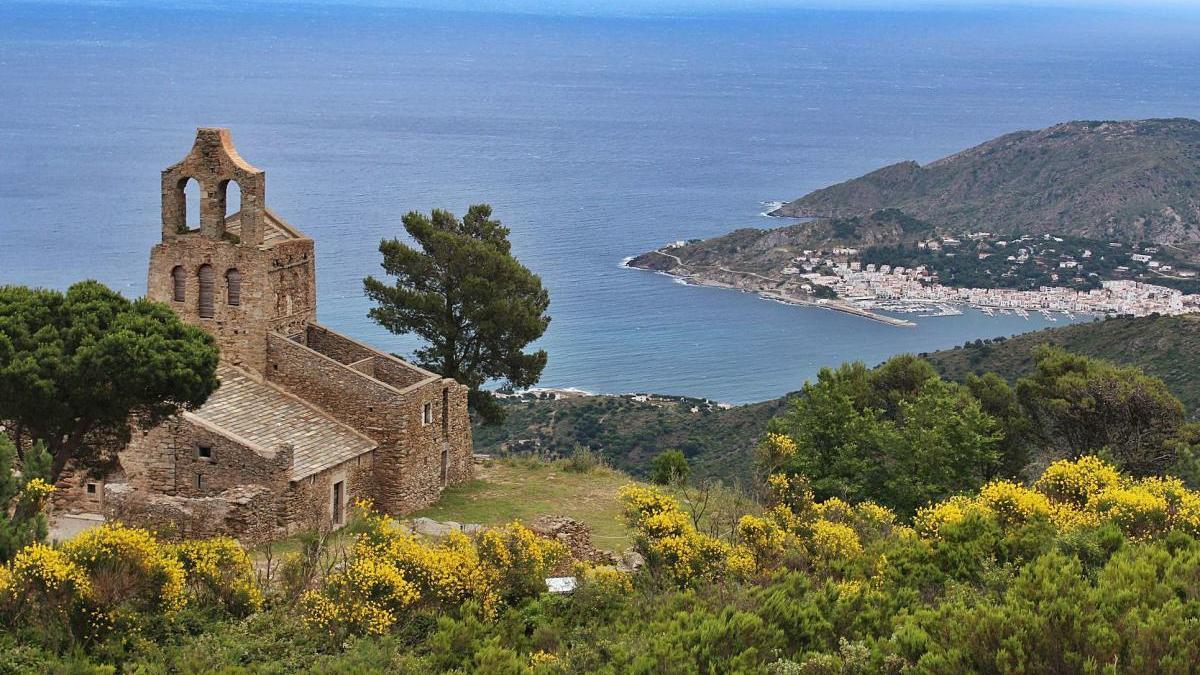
[411,457,638,547]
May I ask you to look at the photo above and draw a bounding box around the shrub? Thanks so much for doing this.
[619,484,750,587]
[650,449,690,486]
[808,520,862,562]
[563,445,604,473]
[301,551,419,637]
[305,511,566,637]
[171,537,262,616]
[0,543,98,646]
[1035,455,1123,506]
[61,525,185,616]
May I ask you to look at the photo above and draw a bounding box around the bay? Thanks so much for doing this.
[2,3,1198,402]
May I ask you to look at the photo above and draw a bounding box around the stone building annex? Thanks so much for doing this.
[57,128,473,541]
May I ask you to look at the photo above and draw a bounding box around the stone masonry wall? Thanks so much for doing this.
[266,238,318,337]
[120,417,291,497]
[265,333,472,514]
[147,235,316,375]
[285,453,375,532]
[304,324,377,364]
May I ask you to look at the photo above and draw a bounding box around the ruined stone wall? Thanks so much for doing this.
[371,356,430,391]
[121,422,184,495]
[266,334,409,444]
[105,483,280,544]
[51,465,112,514]
[305,324,429,389]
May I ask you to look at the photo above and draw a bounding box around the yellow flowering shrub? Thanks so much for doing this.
[764,473,816,533]
[0,543,102,643]
[639,509,691,540]
[476,521,568,603]
[619,484,749,587]
[1,543,90,601]
[305,510,571,636]
[301,551,419,637]
[736,515,787,569]
[530,650,564,673]
[977,480,1052,527]
[913,496,991,539]
[814,497,855,524]
[364,524,497,617]
[911,458,1200,541]
[851,501,898,542]
[20,477,56,502]
[618,484,681,526]
[756,432,798,467]
[62,524,185,615]
[171,537,262,616]
[1035,456,1123,506]
[1046,502,1101,534]
[725,545,758,579]
[808,520,862,562]
[579,564,634,595]
[1089,486,1171,540]
[646,532,736,586]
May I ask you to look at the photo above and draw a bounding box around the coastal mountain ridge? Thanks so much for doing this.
[771,118,1200,244]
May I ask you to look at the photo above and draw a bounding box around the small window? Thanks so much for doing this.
[197,445,213,460]
[195,473,205,490]
[198,264,215,318]
[225,268,241,306]
[171,266,186,302]
[86,482,98,495]
[422,402,433,425]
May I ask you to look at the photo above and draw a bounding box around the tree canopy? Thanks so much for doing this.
[0,281,220,481]
[364,205,550,424]
[1016,345,1189,476]
[764,355,1002,515]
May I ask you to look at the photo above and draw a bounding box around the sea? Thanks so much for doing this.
[3,2,1200,404]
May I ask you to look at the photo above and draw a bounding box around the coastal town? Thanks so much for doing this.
[637,230,1200,324]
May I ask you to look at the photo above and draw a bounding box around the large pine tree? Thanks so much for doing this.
[364,204,550,424]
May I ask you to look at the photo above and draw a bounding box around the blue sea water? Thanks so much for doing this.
[2,3,1199,403]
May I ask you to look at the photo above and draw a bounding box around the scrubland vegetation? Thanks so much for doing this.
[4,454,1200,673]
[4,347,1200,673]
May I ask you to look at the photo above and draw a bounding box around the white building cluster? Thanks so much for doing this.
[814,262,1199,317]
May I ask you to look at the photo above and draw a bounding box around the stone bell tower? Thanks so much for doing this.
[147,128,317,373]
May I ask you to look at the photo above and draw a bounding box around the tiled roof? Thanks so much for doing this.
[191,366,376,480]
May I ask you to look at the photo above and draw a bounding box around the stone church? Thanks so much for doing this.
[62,128,473,541]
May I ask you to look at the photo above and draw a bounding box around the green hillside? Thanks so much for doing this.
[923,313,1200,415]
[476,314,1200,482]
[475,392,790,485]
[773,118,1200,245]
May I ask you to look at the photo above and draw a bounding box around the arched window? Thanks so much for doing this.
[226,268,241,306]
[223,180,242,220]
[198,264,215,318]
[183,177,201,231]
[171,266,186,302]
